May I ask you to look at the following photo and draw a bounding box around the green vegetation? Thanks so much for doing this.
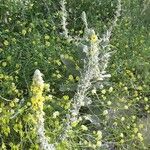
[0,0,149,149]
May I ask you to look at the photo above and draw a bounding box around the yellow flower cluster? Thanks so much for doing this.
[31,86,44,111]
[31,70,45,111]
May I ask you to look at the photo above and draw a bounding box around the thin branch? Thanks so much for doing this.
[0,95,12,101]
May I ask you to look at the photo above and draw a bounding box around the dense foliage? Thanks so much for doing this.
[0,0,149,150]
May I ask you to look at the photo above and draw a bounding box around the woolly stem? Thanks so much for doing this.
[60,0,121,141]
[60,0,69,39]
[31,70,55,150]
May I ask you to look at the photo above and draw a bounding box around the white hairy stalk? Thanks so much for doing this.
[36,112,55,150]
[59,0,121,141]
[82,11,88,29]
[32,70,55,150]
[60,0,69,39]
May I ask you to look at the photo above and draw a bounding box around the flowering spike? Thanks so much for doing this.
[31,70,55,150]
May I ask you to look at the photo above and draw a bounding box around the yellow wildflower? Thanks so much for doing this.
[31,69,45,111]
[4,40,9,46]
[90,34,98,43]
[81,125,88,131]
[44,35,50,40]
[22,29,27,35]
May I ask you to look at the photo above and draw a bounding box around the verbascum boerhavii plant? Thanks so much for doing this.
[31,69,55,150]
[60,0,121,145]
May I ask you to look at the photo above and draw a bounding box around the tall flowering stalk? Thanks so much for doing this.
[60,0,69,39]
[31,69,55,150]
[60,0,121,143]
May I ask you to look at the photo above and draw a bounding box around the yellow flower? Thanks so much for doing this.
[45,41,50,46]
[120,139,124,144]
[97,131,102,139]
[68,75,74,81]
[2,62,7,67]
[57,74,62,79]
[96,141,102,147]
[137,133,143,141]
[53,111,60,118]
[120,133,124,138]
[139,124,144,129]
[133,128,138,133]
[145,104,149,110]
[107,101,112,106]
[63,95,69,100]
[124,105,128,110]
[71,121,79,127]
[101,89,106,94]
[44,35,50,40]
[90,34,98,43]
[81,125,88,131]
[108,87,113,93]
[22,29,27,35]
[4,40,9,46]
[103,110,108,115]
[121,117,125,121]
[144,97,148,102]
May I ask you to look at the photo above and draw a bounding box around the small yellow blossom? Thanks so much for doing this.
[81,125,88,131]
[101,89,106,94]
[137,133,143,141]
[90,34,98,43]
[44,35,50,40]
[139,124,144,129]
[133,128,138,133]
[107,101,112,106]
[124,87,128,91]
[132,115,136,120]
[120,133,124,138]
[113,122,118,126]
[4,40,9,46]
[145,104,149,110]
[22,29,27,35]
[53,111,60,118]
[76,76,80,81]
[121,117,125,121]
[120,139,124,144]
[97,130,102,139]
[96,141,102,147]
[63,95,69,100]
[2,62,7,67]
[44,83,50,91]
[131,134,135,139]
[103,110,108,116]
[45,23,49,27]
[144,97,148,102]
[84,140,88,145]
[57,74,62,79]
[71,121,79,127]
[68,75,74,81]
[45,41,50,46]
[108,87,113,93]
[92,144,96,149]
[137,86,143,91]
[124,105,128,110]
[12,38,16,43]
[56,60,61,66]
